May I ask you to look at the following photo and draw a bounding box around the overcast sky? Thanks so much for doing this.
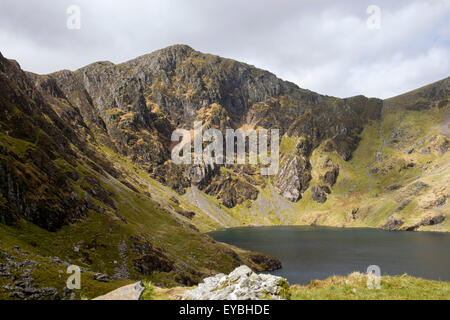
[0,0,449,99]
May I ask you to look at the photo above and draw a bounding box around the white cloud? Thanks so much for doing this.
[0,0,448,98]
[349,47,450,98]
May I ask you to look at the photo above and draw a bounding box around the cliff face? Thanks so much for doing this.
[0,49,283,298]
[0,53,94,230]
[26,45,383,209]
[1,44,448,232]
[0,45,448,298]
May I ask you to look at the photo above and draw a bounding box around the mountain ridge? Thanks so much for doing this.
[2,45,448,231]
[0,48,282,299]
[0,45,448,299]
[25,45,384,207]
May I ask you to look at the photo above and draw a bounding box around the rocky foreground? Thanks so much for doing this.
[97,265,450,300]
[181,266,290,300]
[0,45,448,298]
[94,265,291,300]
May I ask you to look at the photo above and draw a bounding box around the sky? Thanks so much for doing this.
[0,0,449,99]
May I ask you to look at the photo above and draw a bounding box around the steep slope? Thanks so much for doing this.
[276,77,449,231]
[13,45,448,232]
[26,45,387,229]
[0,45,448,299]
[0,51,280,300]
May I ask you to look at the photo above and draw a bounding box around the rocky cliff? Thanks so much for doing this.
[0,45,448,299]
[23,45,447,233]
[26,45,384,209]
[0,48,282,299]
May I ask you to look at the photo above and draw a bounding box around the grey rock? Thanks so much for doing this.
[382,215,404,230]
[93,282,144,300]
[19,259,40,268]
[434,196,447,207]
[394,199,412,212]
[182,265,289,300]
[406,214,446,231]
[322,166,340,186]
[387,184,402,191]
[93,273,110,282]
[311,186,329,204]
[275,151,311,203]
[10,291,25,299]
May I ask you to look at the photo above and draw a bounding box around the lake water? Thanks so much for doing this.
[209,226,450,285]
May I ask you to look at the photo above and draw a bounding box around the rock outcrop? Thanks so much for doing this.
[382,214,405,231]
[322,166,340,186]
[24,45,383,208]
[0,46,449,299]
[311,185,331,204]
[182,266,290,300]
[0,49,285,291]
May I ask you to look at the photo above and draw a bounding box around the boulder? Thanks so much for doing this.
[311,186,329,203]
[182,266,290,300]
[322,166,340,186]
[93,273,110,282]
[382,214,404,230]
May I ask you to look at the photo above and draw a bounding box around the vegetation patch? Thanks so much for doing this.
[290,273,450,300]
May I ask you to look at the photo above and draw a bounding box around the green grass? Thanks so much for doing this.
[0,134,36,158]
[0,240,133,300]
[291,272,450,300]
[279,135,300,155]
[139,280,155,300]
[0,142,270,297]
[140,272,449,300]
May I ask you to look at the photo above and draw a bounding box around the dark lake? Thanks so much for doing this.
[208,226,450,285]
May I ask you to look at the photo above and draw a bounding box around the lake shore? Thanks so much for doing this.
[209,225,450,285]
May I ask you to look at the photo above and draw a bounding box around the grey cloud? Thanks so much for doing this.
[0,0,448,98]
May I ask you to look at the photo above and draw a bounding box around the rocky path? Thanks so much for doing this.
[113,240,130,280]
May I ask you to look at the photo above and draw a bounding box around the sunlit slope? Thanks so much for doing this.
[182,78,449,231]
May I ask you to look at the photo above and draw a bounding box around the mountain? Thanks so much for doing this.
[26,45,383,219]
[0,48,281,299]
[0,45,448,299]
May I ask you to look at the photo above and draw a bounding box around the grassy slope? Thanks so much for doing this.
[1,56,448,301]
[0,135,271,299]
[290,272,449,300]
[182,96,449,232]
[287,103,449,231]
[0,242,133,300]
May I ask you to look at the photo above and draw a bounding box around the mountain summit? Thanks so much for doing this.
[27,45,384,207]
